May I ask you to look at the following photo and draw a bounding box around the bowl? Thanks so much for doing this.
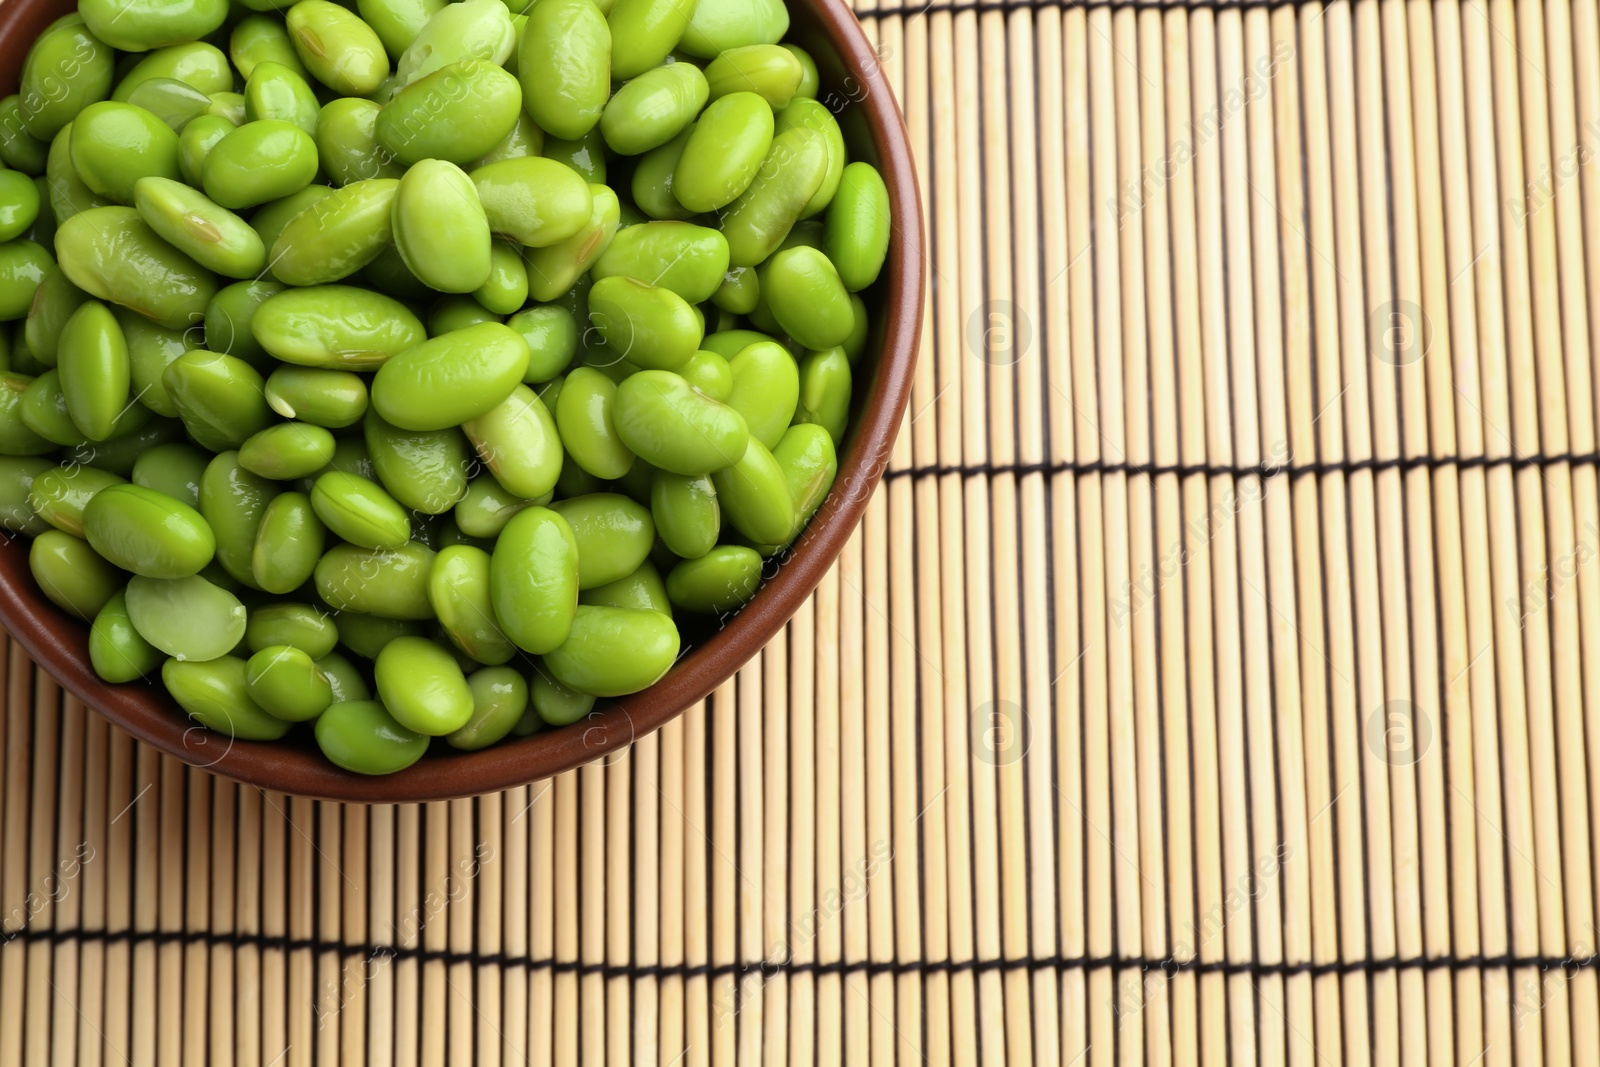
[0,0,924,802]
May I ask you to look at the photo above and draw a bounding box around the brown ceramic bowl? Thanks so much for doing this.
[0,0,923,800]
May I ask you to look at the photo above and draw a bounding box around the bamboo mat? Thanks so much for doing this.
[7,0,1600,1061]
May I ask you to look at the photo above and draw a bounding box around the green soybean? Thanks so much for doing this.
[710,436,794,545]
[794,346,852,445]
[471,156,593,248]
[19,16,115,141]
[525,184,619,302]
[591,222,730,305]
[609,0,696,78]
[0,170,40,244]
[508,305,579,383]
[316,540,436,619]
[394,160,491,294]
[447,666,529,750]
[177,114,235,187]
[202,119,319,210]
[162,350,274,451]
[705,45,802,110]
[518,0,610,141]
[232,15,311,81]
[0,372,55,456]
[335,611,425,658]
[244,61,320,134]
[133,176,266,279]
[428,543,515,665]
[246,601,339,657]
[0,241,55,322]
[287,0,391,96]
[541,128,607,184]
[476,241,530,316]
[199,450,277,588]
[490,505,578,654]
[679,0,788,57]
[600,62,708,156]
[455,475,532,539]
[666,545,763,612]
[20,370,88,447]
[131,442,209,508]
[125,573,247,660]
[315,699,428,774]
[774,97,845,219]
[28,464,125,536]
[251,284,425,369]
[630,126,695,220]
[164,656,292,741]
[462,384,564,499]
[83,482,215,578]
[47,126,114,224]
[362,410,473,514]
[375,634,474,734]
[271,177,399,286]
[250,490,325,592]
[30,529,123,619]
[116,43,233,102]
[651,471,720,559]
[203,281,284,371]
[90,589,163,683]
[265,366,369,428]
[718,127,828,268]
[246,644,334,721]
[0,98,48,176]
[587,276,701,371]
[315,651,371,701]
[376,59,523,167]
[578,558,671,614]
[759,246,853,350]
[726,340,799,449]
[824,161,890,290]
[56,301,131,442]
[56,206,218,330]
[529,668,594,725]
[240,422,338,481]
[612,369,749,475]
[554,367,634,480]
[541,604,679,697]
[310,470,412,549]
[549,492,654,589]
[122,78,213,133]
[360,0,449,60]
[315,98,404,185]
[81,0,228,52]
[371,321,529,431]
[394,0,515,85]
[0,457,53,535]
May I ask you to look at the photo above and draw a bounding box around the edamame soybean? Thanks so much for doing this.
[315,699,428,773]
[490,505,577,654]
[90,589,163,683]
[125,573,247,660]
[666,545,763,613]
[541,604,678,697]
[376,634,473,734]
[518,0,610,140]
[83,482,215,578]
[164,656,292,740]
[446,666,528,750]
[315,540,436,618]
[246,644,334,721]
[271,177,400,287]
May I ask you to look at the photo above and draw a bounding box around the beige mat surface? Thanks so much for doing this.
[6,0,1600,1062]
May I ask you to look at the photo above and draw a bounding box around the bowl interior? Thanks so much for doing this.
[0,0,924,801]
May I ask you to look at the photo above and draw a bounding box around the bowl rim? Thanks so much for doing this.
[0,0,926,802]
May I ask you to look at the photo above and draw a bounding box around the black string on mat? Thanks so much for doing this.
[2,925,1595,982]
[881,449,1600,482]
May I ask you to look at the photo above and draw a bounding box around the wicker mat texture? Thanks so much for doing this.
[7,0,1600,1062]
